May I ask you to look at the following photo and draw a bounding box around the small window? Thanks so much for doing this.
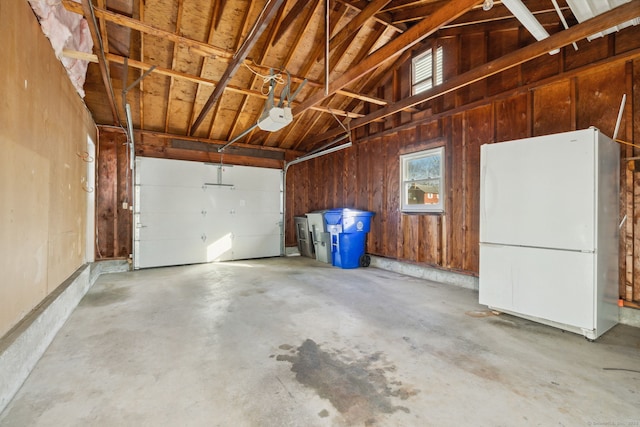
[400,147,445,213]
[411,46,443,95]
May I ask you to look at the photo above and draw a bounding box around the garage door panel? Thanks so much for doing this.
[138,186,209,213]
[233,213,281,236]
[232,167,281,190]
[233,234,281,260]
[135,158,282,268]
[136,239,208,268]
[234,191,281,213]
[136,212,207,240]
[203,186,236,213]
[137,157,217,187]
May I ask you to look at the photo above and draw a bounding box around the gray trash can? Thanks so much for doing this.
[306,211,331,263]
[294,216,314,258]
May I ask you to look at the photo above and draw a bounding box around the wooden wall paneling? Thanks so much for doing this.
[116,136,132,258]
[344,145,358,208]
[419,120,442,141]
[495,93,529,142]
[399,214,420,262]
[308,158,320,211]
[521,47,561,85]
[486,29,520,97]
[96,130,132,259]
[356,142,369,210]
[333,150,345,208]
[317,154,330,209]
[136,133,284,169]
[96,135,117,258]
[616,27,640,55]
[564,36,610,71]
[441,117,452,268]
[377,86,387,134]
[369,137,385,255]
[576,66,626,135]
[418,215,440,265]
[448,113,465,270]
[384,134,400,259]
[463,105,491,273]
[440,36,459,111]
[631,58,640,303]
[288,161,307,245]
[392,69,401,128]
[619,60,635,301]
[532,80,572,136]
[459,32,486,104]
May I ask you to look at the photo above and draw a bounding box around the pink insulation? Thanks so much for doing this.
[28,0,94,98]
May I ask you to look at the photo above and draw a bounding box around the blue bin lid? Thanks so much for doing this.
[324,208,374,223]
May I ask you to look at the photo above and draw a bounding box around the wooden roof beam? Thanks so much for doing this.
[390,0,449,25]
[187,2,228,136]
[212,0,227,31]
[227,2,287,142]
[272,0,315,46]
[307,0,640,145]
[62,0,232,59]
[64,50,389,111]
[81,0,119,124]
[261,0,322,147]
[292,0,480,116]
[444,0,571,29]
[63,0,316,89]
[190,0,287,135]
[336,0,406,33]
[164,0,185,133]
[329,0,391,53]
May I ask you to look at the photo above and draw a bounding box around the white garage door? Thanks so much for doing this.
[134,157,282,269]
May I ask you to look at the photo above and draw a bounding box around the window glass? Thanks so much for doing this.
[400,147,444,212]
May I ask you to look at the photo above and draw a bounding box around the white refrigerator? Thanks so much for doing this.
[479,128,620,340]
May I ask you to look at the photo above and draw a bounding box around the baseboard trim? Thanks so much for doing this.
[0,260,129,414]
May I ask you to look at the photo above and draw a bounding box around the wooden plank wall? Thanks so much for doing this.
[96,129,132,259]
[286,25,640,304]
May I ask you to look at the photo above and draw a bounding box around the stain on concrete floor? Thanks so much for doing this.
[276,339,417,425]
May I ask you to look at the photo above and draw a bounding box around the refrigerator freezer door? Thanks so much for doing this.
[480,243,595,331]
[480,129,596,251]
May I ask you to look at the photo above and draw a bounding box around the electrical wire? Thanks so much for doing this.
[235,0,273,59]
[327,106,352,144]
[243,62,286,95]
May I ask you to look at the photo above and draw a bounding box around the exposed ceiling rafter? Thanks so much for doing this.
[293,0,480,116]
[307,0,640,146]
[80,0,119,124]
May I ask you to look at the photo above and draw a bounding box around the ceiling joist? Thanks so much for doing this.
[293,0,480,116]
[308,0,640,146]
[190,0,287,135]
[80,0,119,124]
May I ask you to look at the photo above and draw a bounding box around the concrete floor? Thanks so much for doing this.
[1,257,639,427]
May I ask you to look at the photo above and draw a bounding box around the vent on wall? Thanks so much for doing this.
[566,0,640,40]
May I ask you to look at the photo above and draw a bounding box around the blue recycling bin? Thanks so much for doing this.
[324,208,375,269]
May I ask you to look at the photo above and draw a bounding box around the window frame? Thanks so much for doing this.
[400,146,445,213]
[411,46,443,96]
